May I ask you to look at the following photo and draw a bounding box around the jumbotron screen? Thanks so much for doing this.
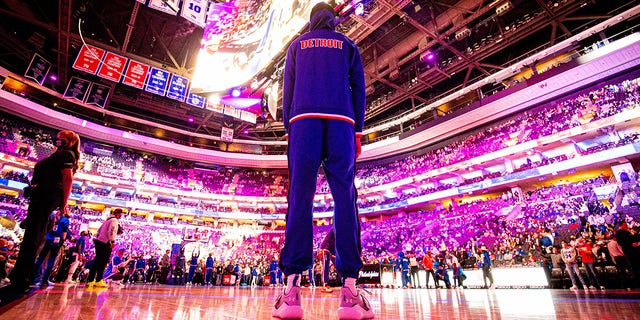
[190,1,317,93]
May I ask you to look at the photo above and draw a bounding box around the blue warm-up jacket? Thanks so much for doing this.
[282,7,366,138]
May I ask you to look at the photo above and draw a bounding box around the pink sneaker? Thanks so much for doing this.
[272,286,304,320]
[337,287,375,320]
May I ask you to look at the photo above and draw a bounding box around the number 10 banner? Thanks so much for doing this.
[181,0,209,28]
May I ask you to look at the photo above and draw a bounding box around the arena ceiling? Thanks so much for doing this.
[0,0,638,150]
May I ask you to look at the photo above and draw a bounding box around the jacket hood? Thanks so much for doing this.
[309,6,335,31]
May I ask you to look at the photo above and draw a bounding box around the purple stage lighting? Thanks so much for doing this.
[187,117,194,123]
[231,88,242,98]
[49,74,58,81]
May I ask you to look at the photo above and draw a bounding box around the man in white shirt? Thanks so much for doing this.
[86,208,122,288]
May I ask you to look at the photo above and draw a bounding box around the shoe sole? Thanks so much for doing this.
[337,307,375,320]
[272,306,304,319]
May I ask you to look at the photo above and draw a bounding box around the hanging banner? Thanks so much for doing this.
[97,52,128,82]
[181,0,208,28]
[145,67,170,96]
[187,92,206,108]
[206,101,224,114]
[166,74,189,102]
[221,127,234,143]
[85,83,111,108]
[63,77,91,102]
[122,60,150,89]
[24,53,52,85]
[239,111,257,124]
[149,0,180,15]
[224,106,241,119]
[72,44,106,75]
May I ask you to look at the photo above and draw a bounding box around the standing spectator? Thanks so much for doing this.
[481,246,494,289]
[4,130,80,294]
[615,222,640,286]
[66,231,88,283]
[159,249,170,284]
[608,236,633,290]
[409,252,420,288]
[273,3,370,320]
[86,208,123,288]
[422,253,438,289]
[576,238,604,290]
[33,210,69,287]
[561,240,588,290]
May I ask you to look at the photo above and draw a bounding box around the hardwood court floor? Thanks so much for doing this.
[1,284,640,319]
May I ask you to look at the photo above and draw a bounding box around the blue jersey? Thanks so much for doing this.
[135,258,146,269]
[75,236,86,254]
[46,216,69,243]
[483,251,492,266]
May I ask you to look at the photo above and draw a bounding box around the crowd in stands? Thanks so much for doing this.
[0,76,637,215]
[1,173,638,289]
[0,73,639,289]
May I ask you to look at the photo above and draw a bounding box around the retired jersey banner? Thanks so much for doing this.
[145,67,170,96]
[72,44,105,75]
[221,127,234,143]
[223,105,241,119]
[149,0,179,15]
[24,53,51,85]
[181,0,208,27]
[97,52,128,82]
[85,83,111,108]
[63,77,91,102]
[122,60,150,89]
[166,74,189,102]
[186,92,206,108]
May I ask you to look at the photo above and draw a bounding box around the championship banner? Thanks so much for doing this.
[239,111,257,124]
[148,0,180,15]
[223,106,241,119]
[186,92,206,108]
[221,127,234,143]
[72,44,106,75]
[97,52,128,82]
[166,74,189,102]
[63,77,91,102]
[145,67,170,96]
[122,60,150,89]
[85,82,111,108]
[181,0,208,27]
[207,102,224,114]
[24,53,51,85]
